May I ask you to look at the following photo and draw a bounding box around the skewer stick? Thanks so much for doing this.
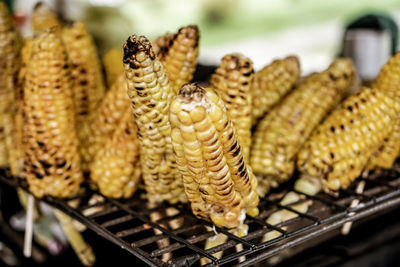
[23,194,34,257]
[341,180,365,235]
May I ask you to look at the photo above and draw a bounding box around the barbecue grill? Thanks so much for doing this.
[1,164,399,267]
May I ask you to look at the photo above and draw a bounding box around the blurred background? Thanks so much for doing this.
[7,0,400,75]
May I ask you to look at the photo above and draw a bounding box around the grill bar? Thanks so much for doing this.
[0,167,399,267]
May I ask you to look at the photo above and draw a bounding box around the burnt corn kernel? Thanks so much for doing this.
[251,59,355,195]
[251,56,300,124]
[211,53,254,162]
[123,35,186,204]
[23,29,83,198]
[170,84,259,229]
[156,25,200,93]
[298,87,399,191]
[91,110,141,198]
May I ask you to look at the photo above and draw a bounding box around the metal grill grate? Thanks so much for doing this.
[1,167,400,267]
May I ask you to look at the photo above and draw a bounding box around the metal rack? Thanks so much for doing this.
[1,167,400,267]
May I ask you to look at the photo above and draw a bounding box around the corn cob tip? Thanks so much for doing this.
[177,25,200,44]
[285,55,300,68]
[178,83,206,103]
[328,58,356,78]
[220,53,254,73]
[123,35,155,68]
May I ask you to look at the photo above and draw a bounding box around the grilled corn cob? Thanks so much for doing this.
[62,21,105,170]
[157,25,200,93]
[367,52,400,170]
[62,21,105,125]
[211,53,254,161]
[298,87,399,191]
[23,29,83,198]
[91,110,141,198]
[170,83,259,228]
[251,59,355,194]
[9,39,33,177]
[123,35,185,204]
[31,2,62,33]
[102,47,124,87]
[84,74,130,167]
[251,56,300,124]
[0,2,21,167]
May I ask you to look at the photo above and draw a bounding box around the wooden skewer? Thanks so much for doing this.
[23,194,34,257]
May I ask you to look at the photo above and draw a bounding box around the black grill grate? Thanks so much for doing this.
[1,167,400,267]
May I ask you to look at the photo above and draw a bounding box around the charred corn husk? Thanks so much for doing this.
[169,84,259,228]
[31,2,62,33]
[0,2,21,167]
[84,74,129,167]
[298,87,399,191]
[157,25,200,93]
[211,53,254,161]
[367,52,400,170]
[23,29,83,198]
[251,56,300,124]
[91,110,141,198]
[251,59,355,194]
[102,47,124,87]
[123,35,185,204]
[62,21,105,169]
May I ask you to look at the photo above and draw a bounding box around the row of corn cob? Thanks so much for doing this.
[7,0,400,238]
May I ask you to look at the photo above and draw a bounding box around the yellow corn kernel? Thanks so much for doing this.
[170,84,259,229]
[23,29,83,198]
[31,2,62,33]
[0,2,21,167]
[91,110,141,198]
[102,47,124,87]
[367,52,400,170]
[211,53,254,162]
[251,56,300,124]
[84,74,130,168]
[123,35,186,204]
[157,25,200,93]
[62,21,106,170]
[251,58,355,194]
[298,87,399,191]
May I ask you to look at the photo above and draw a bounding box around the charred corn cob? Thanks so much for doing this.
[170,84,259,228]
[62,21,105,125]
[123,35,185,204]
[211,53,254,161]
[31,2,62,33]
[0,2,21,167]
[9,39,33,177]
[23,29,83,198]
[251,56,300,124]
[62,21,106,170]
[102,47,124,87]
[157,25,200,93]
[298,87,399,191]
[84,74,130,168]
[367,52,400,170]
[91,110,141,198]
[251,59,355,194]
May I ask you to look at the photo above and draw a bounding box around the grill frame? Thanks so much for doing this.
[1,167,400,267]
